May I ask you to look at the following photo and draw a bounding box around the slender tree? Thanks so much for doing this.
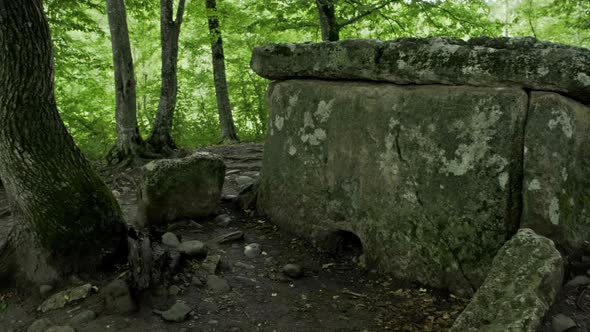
[315,0,398,41]
[106,0,144,162]
[206,0,240,142]
[147,0,186,152]
[0,0,126,285]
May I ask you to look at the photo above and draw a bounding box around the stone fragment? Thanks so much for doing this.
[522,92,590,251]
[39,285,53,297]
[206,275,231,294]
[236,175,254,187]
[565,275,590,289]
[251,37,590,103]
[168,285,181,296]
[46,327,75,332]
[450,229,563,332]
[191,276,203,286]
[235,262,255,269]
[138,152,225,225]
[70,310,96,325]
[178,240,207,256]
[167,220,203,233]
[201,254,221,274]
[282,264,303,279]
[161,302,192,322]
[38,284,93,313]
[552,314,577,332]
[244,243,262,259]
[161,232,180,247]
[215,214,232,228]
[210,231,244,244]
[27,318,53,332]
[101,279,136,314]
[258,79,527,292]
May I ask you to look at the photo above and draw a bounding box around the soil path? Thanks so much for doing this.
[1,144,466,332]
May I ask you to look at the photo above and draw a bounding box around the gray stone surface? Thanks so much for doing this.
[244,243,262,259]
[251,37,590,104]
[522,92,590,251]
[282,264,303,278]
[28,318,53,332]
[552,314,577,332]
[161,232,180,247]
[46,326,75,332]
[70,309,96,325]
[207,275,231,294]
[138,152,225,225]
[257,80,527,293]
[161,302,192,322]
[450,229,563,332]
[178,240,207,256]
[101,279,136,314]
[38,284,93,313]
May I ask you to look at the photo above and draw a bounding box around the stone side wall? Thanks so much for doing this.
[252,38,590,293]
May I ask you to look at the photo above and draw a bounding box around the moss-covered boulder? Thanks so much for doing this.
[450,228,563,332]
[257,80,527,293]
[138,152,225,225]
[251,37,590,104]
[522,92,590,252]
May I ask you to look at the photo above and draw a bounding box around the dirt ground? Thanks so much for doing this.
[6,143,567,331]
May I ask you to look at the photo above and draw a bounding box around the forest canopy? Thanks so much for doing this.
[45,0,590,159]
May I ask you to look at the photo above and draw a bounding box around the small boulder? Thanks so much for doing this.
[210,231,244,244]
[70,310,96,325]
[38,284,93,313]
[138,152,225,226]
[39,285,53,297]
[552,314,577,332]
[201,254,221,274]
[28,318,53,332]
[215,214,232,228]
[178,240,207,256]
[236,175,254,187]
[206,275,231,294]
[450,229,563,332]
[168,285,181,296]
[244,243,261,259]
[565,275,590,289]
[161,232,180,247]
[282,264,303,279]
[101,279,136,314]
[161,302,192,322]
[47,326,75,332]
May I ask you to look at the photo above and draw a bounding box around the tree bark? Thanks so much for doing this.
[206,0,240,142]
[315,0,340,41]
[0,0,126,285]
[106,0,144,162]
[147,0,186,153]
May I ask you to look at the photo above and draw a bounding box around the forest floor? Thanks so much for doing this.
[0,143,581,332]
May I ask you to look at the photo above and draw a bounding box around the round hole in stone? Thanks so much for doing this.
[326,230,364,261]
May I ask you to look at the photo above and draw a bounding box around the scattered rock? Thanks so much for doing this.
[161,302,192,322]
[215,214,232,227]
[38,284,93,313]
[27,318,53,332]
[101,279,136,314]
[207,275,231,294]
[282,264,303,278]
[178,240,207,256]
[235,262,255,269]
[191,276,204,286]
[201,254,221,274]
[169,285,181,296]
[244,243,261,259]
[167,220,203,233]
[236,175,254,187]
[565,275,590,289]
[39,285,53,297]
[210,231,244,244]
[70,310,96,325]
[138,152,225,225]
[221,194,238,202]
[450,229,563,332]
[162,232,180,247]
[226,169,240,176]
[552,314,577,332]
[47,326,75,332]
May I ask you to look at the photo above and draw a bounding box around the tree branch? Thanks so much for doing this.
[175,0,186,27]
[339,0,399,28]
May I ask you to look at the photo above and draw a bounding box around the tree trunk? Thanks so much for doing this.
[206,0,240,143]
[147,0,186,153]
[106,0,144,162]
[0,0,126,285]
[315,0,340,41]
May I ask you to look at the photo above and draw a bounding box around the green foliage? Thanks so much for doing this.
[43,0,588,159]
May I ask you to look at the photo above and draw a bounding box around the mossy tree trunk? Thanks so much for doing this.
[106,0,144,162]
[315,0,340,41]
[206,0,240,143]
[0,0,126,285]
[147,0,186,153]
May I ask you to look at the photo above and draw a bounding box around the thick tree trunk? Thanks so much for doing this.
[315,0,340,41]
[206,0,240,143]
[106,0,144,162]
[147,0,186,153]
[0,0,126,285]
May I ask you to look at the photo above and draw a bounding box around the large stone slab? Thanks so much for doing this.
[138,152,225,225]
[522,92,590,252]
[450,228,563,332]
[257,80,527,293]
[251,37,590,104]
